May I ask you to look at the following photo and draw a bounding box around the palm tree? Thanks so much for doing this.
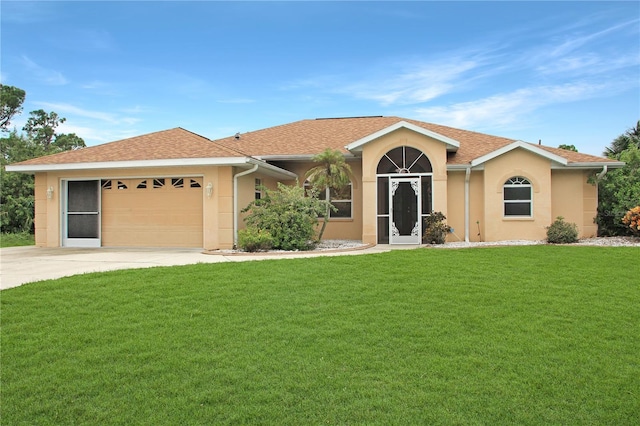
[604,120,640,159]
[305,148,353,241]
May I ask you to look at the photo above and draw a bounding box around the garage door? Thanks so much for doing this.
[101,177,203,248]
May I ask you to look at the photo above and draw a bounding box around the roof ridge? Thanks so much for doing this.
[400,117,517,142]
[175,127,214,141]
[314,115,384,120]
[208,138,250,157]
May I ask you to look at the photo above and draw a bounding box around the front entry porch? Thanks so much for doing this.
[375,146,433,244]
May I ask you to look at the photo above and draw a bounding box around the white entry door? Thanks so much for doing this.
[62,180,101,247]
[390,177,421,244]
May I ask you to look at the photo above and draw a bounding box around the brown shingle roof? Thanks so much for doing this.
[10,117,617,167]
[215,116,616,165]
[214,116,518,165]
[535,144,617,164]
[12,127,244,166]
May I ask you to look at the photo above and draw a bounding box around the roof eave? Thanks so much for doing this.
[557,161,626,169]
[447,164,484,171]
[246,158,298,179]
[447,162,623,171]
[255,153,359,162]
[5,156,298,179]
[5,157,252,173]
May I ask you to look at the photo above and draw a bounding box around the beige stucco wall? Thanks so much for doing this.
[445,170,485,242]
[445,170,486,243]
[469,171,485,242]
[235,171,281,235]
[29,147,603,249]
[31,166,238,250]
[214,166,234,250]
[34,173,49,247]
[482,149,552,241]
[551,169,598,238]
[253,160,364,241]
[360,128,448,245]
[446,171,466,243]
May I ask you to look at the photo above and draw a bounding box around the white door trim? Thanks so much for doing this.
[61,179,101,248]
[389,177,421,244]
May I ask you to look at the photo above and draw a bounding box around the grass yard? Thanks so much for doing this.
[1,246,638,425]
[0,232,34,248]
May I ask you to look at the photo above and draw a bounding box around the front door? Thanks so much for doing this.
[62,180,101,247]
[390,177,421,244]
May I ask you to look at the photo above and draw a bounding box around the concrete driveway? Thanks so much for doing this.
[0,245,390,290]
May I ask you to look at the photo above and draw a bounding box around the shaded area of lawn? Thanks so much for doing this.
[0,232,34,247]
[2,246,638,425]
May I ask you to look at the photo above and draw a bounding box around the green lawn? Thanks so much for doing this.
[2,246,638,425]
[0,232,34,247]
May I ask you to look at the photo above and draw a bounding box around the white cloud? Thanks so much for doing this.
[29,101,143,145]
[515,17,640,79]
[413,82,610,130]
[335,15,638,110]
[21,55,68,86]
[57,123,140,146]
[536,53,640,76]
[342,58,483,106]
[1,2,57,24]
[33,102,140,126]
[81,81,108,90]
[546,18,639,58]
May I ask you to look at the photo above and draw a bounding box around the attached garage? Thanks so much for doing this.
[100,176,204,248]
[8,127,297,250]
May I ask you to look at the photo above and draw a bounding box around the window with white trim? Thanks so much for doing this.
[304,181,353,219]
[503,177,532,217]
[255,178,263,200]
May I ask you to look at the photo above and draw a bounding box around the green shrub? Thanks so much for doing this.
[593,144,640,236]
[546,216,579,244]
[237,227,274,252]
[241,182,327,251]
[423,211,451,244]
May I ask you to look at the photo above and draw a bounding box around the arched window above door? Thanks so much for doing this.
[377,146,432,174]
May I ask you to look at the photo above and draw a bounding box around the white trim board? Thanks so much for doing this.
[345,121,460,153]
[470,141,568,167]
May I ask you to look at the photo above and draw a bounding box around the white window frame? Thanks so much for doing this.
[255,178,263,200]
[304,181,353,219]
[503,177,532,217]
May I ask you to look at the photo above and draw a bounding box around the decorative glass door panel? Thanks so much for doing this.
[63,180,101,247]
[390,178,421,244]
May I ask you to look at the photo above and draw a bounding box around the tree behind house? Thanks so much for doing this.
[1,85,86,233]
[0,84,26,130]
[603,120,640,159]
[595,121,640,236]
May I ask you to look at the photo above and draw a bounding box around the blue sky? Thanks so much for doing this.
[1,1,638,156]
